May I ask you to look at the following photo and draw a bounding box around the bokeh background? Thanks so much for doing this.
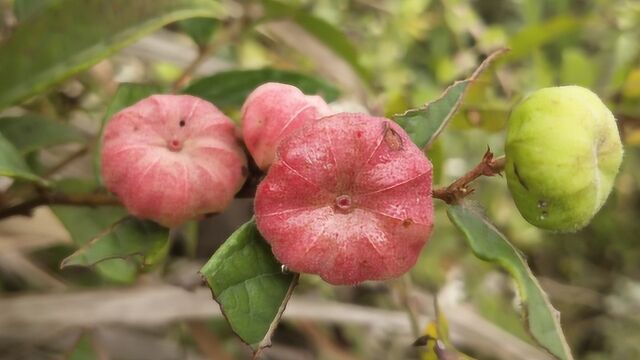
[0,0,639,359]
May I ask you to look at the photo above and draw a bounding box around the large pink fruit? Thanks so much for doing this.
[101,95,247,228]
[241,82,332,170]
[255,113,434,285]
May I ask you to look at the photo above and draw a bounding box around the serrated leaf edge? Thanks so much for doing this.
[60,216,169,269]
[446,204,574,360]
[394,48,509,150]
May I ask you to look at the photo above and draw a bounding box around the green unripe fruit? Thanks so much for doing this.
[505,86,623,232]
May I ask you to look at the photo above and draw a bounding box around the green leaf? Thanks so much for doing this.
[94,83,165,184]
[178,17,218,47]
[507,16,581,61]
[52,204,137,283]
[0,132,47,185]
[263,0,369,83]
[447,204,574,360]
[0,115,85,153]
[394,49,507,149]
[13,0,52,21]
[0,0,222,109]
[183,68,339,110]
[200,219,298,354]
[395,81,467,150]
[560,48,596,88]
[60,216,170,271]
[67,333,99,360]
[292,13,370,82]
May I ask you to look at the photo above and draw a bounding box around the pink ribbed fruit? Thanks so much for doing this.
[255,113,434,285]
[241,82,332,170]
[101,95,247,228]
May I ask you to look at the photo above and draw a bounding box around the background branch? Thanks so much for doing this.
[0,149,504,220]
[0,284,552,360]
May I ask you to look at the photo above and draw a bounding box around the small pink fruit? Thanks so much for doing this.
[101,95,247,227]
[241,82,332,170]
[255,113,434,285]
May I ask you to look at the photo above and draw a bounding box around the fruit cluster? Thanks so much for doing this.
[101,84,622,284]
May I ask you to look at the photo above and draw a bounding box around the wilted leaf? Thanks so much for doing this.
[60,215,170,271]
[0,115,85,153]
[0,132,47,185]
[183,68,339,110]
[394,49,507,149]
[0,0,222,109]
[200,219,298,355]
[447,203,574,360]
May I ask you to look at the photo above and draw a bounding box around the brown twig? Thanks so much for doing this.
[171,44,218,92]
[0,192,120,220]
[0,174,262,222]
[0,146,502,220]
[432,149,506,204]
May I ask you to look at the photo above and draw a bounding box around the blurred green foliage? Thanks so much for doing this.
[0,0,639,358]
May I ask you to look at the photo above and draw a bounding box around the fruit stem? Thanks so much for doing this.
[432,149,506,204]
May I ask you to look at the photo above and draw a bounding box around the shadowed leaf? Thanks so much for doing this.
[0,132,47,185]
[60,215,170,272]
[178,17,218,47]
[0,0,222,109]
[0,115,85,154]
[52,201,137,283]
[183,68,339,110]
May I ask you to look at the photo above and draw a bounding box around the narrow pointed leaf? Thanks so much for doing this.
[200,219,298,354]
[394,49,507,149]
[0,0,222,109]
[183,68,339,110]
[447,203,573,360]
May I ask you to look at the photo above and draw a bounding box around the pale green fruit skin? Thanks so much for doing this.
[505,86,623,232]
